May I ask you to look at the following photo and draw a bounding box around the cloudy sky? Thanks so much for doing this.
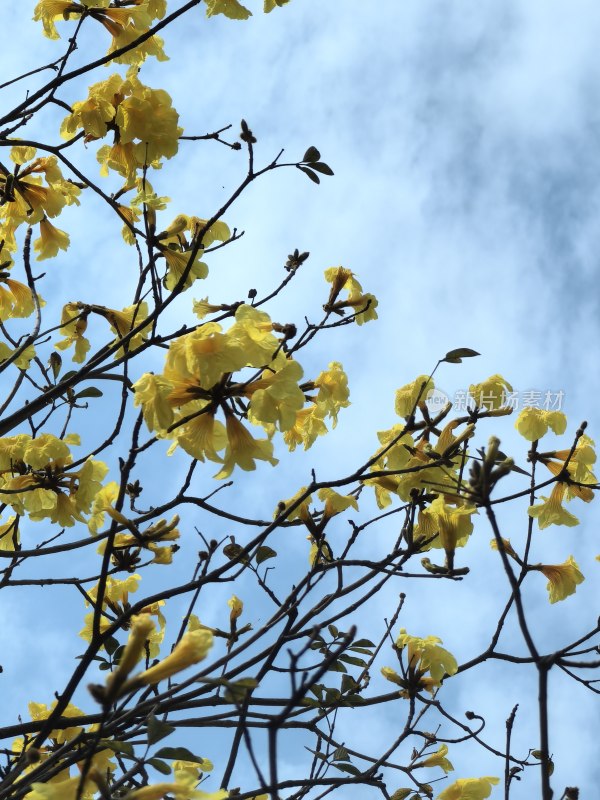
[1,1,600,797]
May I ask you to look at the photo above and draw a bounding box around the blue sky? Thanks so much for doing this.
[1,1,600,797]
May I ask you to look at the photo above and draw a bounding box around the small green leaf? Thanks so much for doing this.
[442,347,480,364]
[223,543,250,564]
[104,636,120,656]
[302,146,320,163]
[352,639,375,648]
[298,166,320,184]
[147,715,175,745]
[256,545,276,564]
[75,387,103,399]
[333,762,361,776]
[338,654,367,668]
[154,747,205,763]
[310,162,334,176]
[224,677,258,703]
[328,624,339,638]
[100,740,134,757]
[147,758,172,775]
[49,352,62,380]
[98,662,111,671]
[333,746,349,762]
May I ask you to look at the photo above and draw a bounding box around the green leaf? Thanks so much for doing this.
[256,545,276,564]
[310,162,334,176]
[338,654,367,668]
[328,624,339,638]
[147,715,175,745]
[302,146,320,163]
[223,543,250,564]
[333,746,349,762]
[348,646,374,655]
[75,387,103,399]
[329,660,347,673]
[104,636,120,656]
[98,662,111,671]
[147,758,172,775]
[442,347,480,364]
[49,352,62,380]
[352,639,375,648]
[298,166,320,184]
[333,762,361,776]
[100,740,134,757]
[224,677,258,703]
[154,747,205,763]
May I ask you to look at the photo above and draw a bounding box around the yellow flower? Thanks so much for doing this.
[132,373,175,432]
[275,486,312,522]
[133,628,214,686]
[214,414,278,479]
[0,342,36,371]
[538,555,584,603]
[0,275,35,318]
[125,783,227,800]
[515,407,567,441]
[282,405,328,451]
[161,246,208,292]
[0,516,19,551]
[528,482,579,529]
[106,614,157,695]
[395,375,434,418]
[173,407,228,463]
[228,304,281,367]
[246,359,305,432]
[55,302,90,363]
[469,374,512,411]
[313,362,350,425]
[33,217,70,260]
[396,629,458,685]
[418,496,477,553]
[101,302,151,355]
[307,534,334,566]
[228,595,243,623]
[414,744,454,774]
[436,776,499,800]
[317,487,358,517]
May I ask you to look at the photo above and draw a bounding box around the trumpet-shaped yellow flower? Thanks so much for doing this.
[538,555,584,603]
[395,375,435,418]
[515,407,567,441]
[414,744,454,774]
[418,496,477,553]
[246,359,305,431]
[0,275,36,319]
[33,217,70,260]
[214,414,278,479]
[469,374,512,411]
[132,373,175,432]
[133,628,214,686]
[275,486,312,522]
[396,629,458,685]
[528,483,579,529]
[28,700,84,744]
[436,776,499,800]
[161,246,208,292]
[313,362,350,425]
[101,302,152,355]
[317,487,358,517]
[282,405,328,451]
[0,342,36,371]
[173,406,228,463]
[55,302,90,363]
[228,595,243,622]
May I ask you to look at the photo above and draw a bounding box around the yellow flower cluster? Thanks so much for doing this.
[33,1,168,65]
[381,629,457,697]
[0,146,80,275]
[61,73,182,178]
[133,304,350,477]
[0,433,107,526]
